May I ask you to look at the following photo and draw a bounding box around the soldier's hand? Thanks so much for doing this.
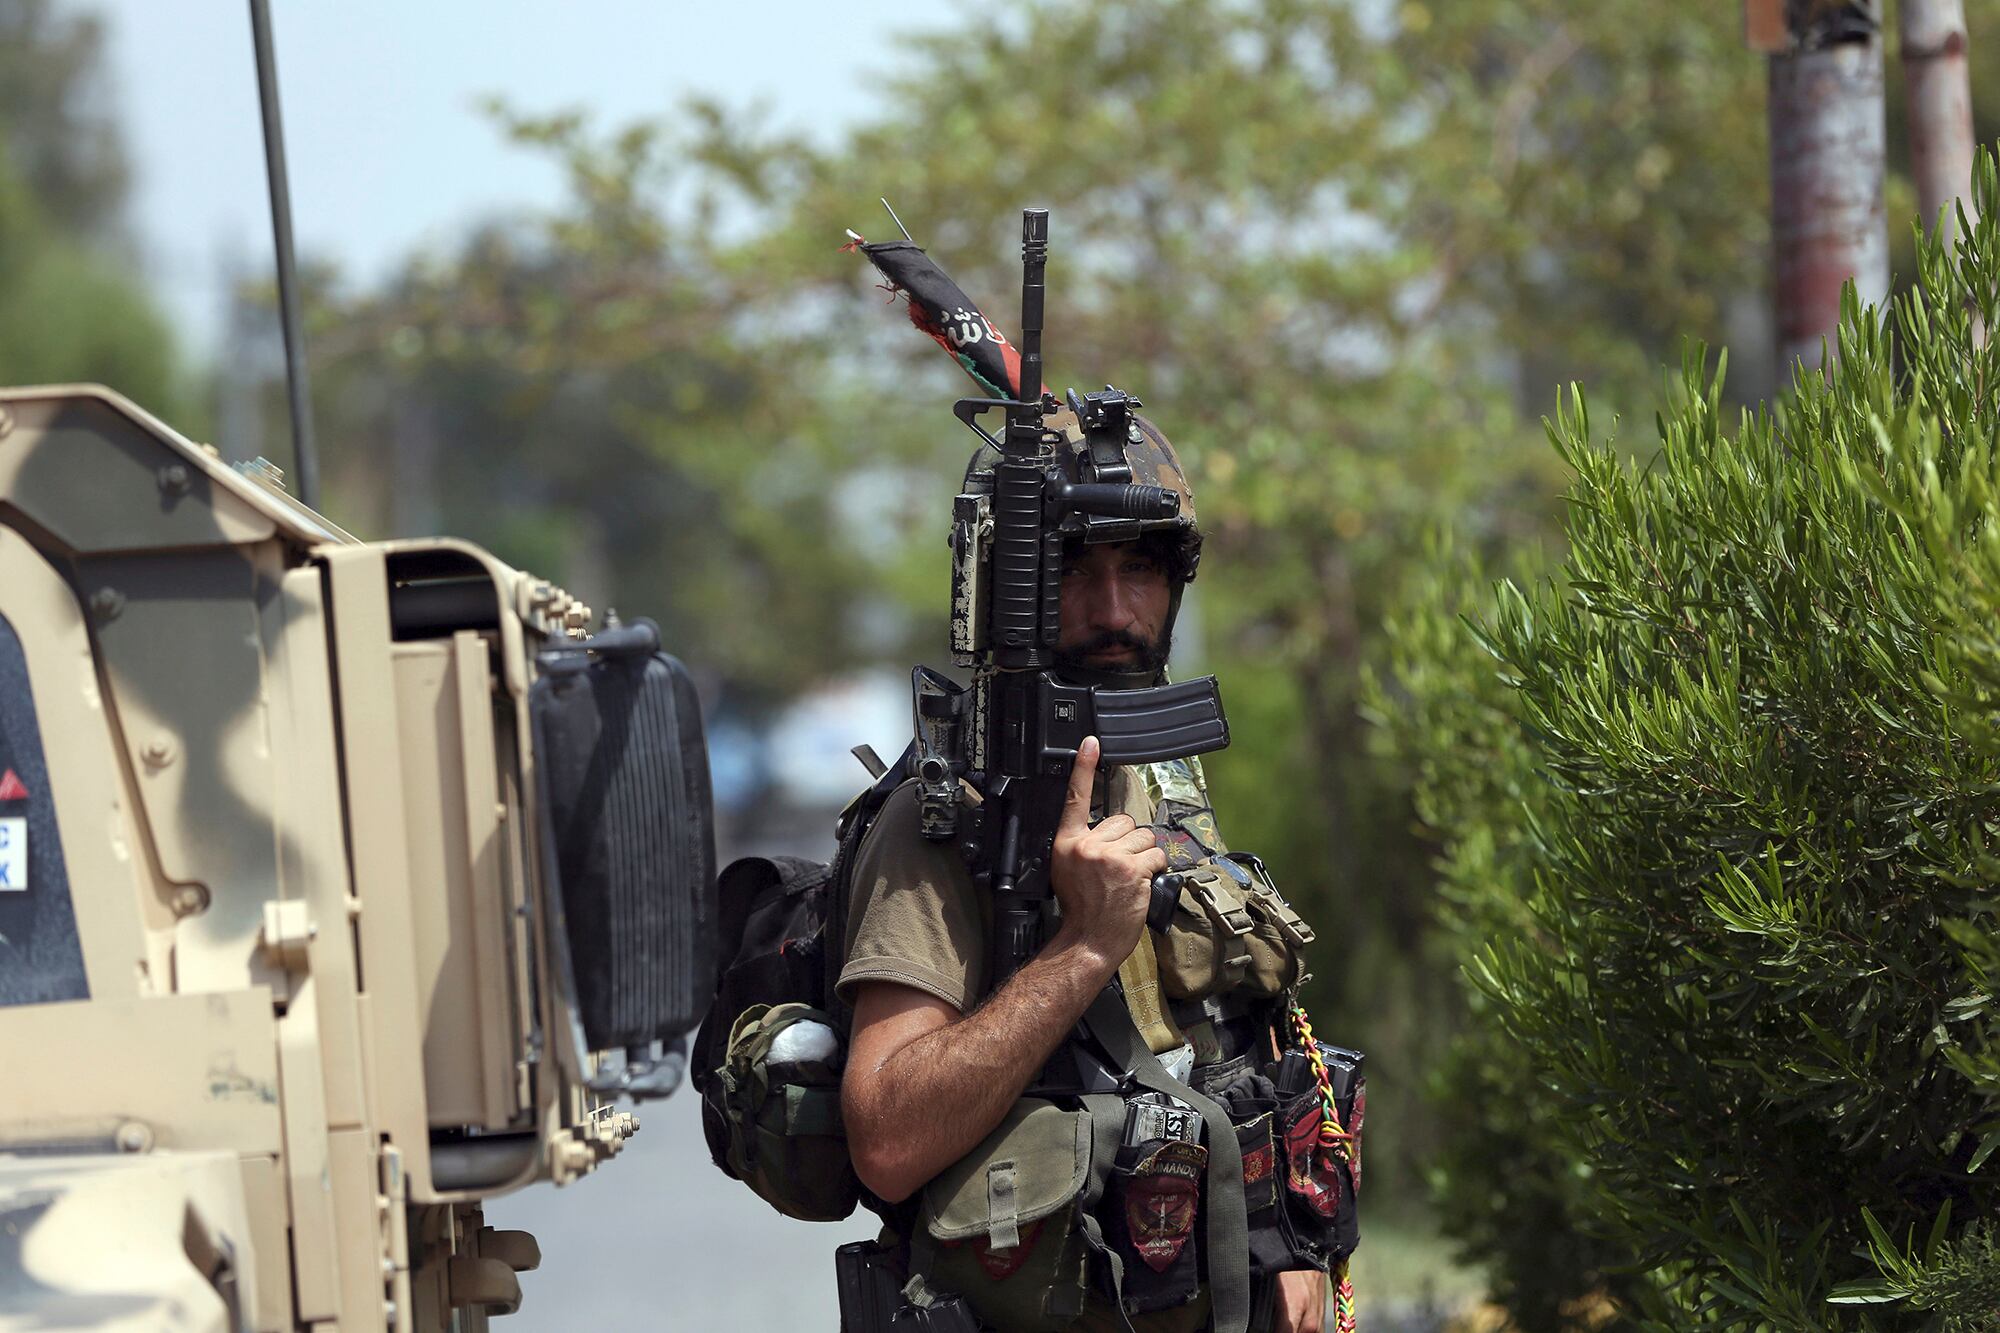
[1271,1270,1328,1333]
[1049,736,1166,963]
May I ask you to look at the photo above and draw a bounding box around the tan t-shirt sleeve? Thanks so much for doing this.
[834,765,1154,1014]
[836,782,990,1013]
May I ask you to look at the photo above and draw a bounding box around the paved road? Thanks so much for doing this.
[488,1079,877,1331]
[491,803,874,1330]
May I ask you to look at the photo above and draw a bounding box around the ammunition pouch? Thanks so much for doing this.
[1154,866,1256,999]
[1276,1088,1360,1266]
[716,1001,860,1222]
[1232,854,1314,997]
[1209,1058,1364,1279]
[1100,1138,1208,1323]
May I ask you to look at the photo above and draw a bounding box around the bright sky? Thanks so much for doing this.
[73,0,946,358]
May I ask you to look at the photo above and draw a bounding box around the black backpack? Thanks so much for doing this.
[690,750,909,1220]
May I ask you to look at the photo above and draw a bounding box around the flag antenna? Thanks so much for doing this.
[880,198,916,242]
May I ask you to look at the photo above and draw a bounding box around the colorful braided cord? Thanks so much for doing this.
[1291,1003,1359,1331]
[1288,1004,1354,1158]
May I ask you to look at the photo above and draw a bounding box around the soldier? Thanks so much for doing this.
[837,411,1343,1333]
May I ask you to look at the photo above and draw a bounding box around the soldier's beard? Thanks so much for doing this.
[1054,627,1172,681]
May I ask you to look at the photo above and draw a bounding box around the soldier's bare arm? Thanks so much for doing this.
[843,737,1165,1204]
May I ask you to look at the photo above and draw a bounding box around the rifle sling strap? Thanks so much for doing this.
[1075,1091,1138,1333]
[1083,988,1252,1333]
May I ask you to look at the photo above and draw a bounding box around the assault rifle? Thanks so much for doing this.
[902,209,1230,990]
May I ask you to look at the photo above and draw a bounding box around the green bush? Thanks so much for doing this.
[1382,154,2000,1329]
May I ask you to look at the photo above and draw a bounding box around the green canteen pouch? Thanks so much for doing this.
[1231,855,1314,996]
[920,1099,1092,1332]
[717,1001,859,1223]
[1156,866,1256,1000]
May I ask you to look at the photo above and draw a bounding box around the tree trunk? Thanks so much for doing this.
[1899,0,1976,240]
[1765,2,1889,372]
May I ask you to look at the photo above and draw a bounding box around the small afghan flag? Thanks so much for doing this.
[852,236,1043,401]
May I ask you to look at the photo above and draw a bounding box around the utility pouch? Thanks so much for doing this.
[1101,1138,1206,1316]
[1155,867,1255,1000]
[920,1100,1092,1333]
[1231,855,1314,997]
[717,1001,859,1222]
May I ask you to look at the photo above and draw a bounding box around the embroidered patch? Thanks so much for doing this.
[1150,824,1206,872]
[1242,1137,1275,1187]
[1236,1113,1279,1212]
[1283,1102,1343,1219]
[973,1218,1044,1280]
[1126,1140,1206,1272]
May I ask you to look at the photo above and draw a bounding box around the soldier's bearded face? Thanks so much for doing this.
[1056,541,1173,674]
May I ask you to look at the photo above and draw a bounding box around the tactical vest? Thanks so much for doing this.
[905,757,1360,1333]
[698,756,1362,1333]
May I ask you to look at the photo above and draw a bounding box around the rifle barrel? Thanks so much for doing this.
[1016,208,1049,417]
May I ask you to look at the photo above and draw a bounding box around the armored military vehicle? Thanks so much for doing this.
[0,384,716,1331]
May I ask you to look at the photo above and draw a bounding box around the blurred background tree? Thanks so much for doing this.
[0,0,179,410]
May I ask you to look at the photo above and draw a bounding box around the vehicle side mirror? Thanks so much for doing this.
[531,619,716,1096]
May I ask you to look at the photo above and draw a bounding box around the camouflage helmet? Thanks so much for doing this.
[962,387,1204,584]
[1115,409,1203,585]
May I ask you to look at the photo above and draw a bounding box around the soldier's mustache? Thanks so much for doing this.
[1074,630,1153,657]
[1060,628,1170,672]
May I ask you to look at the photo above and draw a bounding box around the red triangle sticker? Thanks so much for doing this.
[0,769,27,802]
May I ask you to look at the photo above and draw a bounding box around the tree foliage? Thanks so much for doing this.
[0,0,127,240]
[0,0,176,410]
[1382,152,2000,1328]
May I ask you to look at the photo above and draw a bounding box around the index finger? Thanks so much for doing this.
[1058,736,1102,835]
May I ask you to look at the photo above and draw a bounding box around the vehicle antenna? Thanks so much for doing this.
[248,0,320,509]
[880,197,916,242]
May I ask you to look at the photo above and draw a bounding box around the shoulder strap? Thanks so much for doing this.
[825,741,920,1017]
[1114,931,1184,1056]
[1083,989,1252,1333]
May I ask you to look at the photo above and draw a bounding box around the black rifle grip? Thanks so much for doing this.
[1147,871,1184,933]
